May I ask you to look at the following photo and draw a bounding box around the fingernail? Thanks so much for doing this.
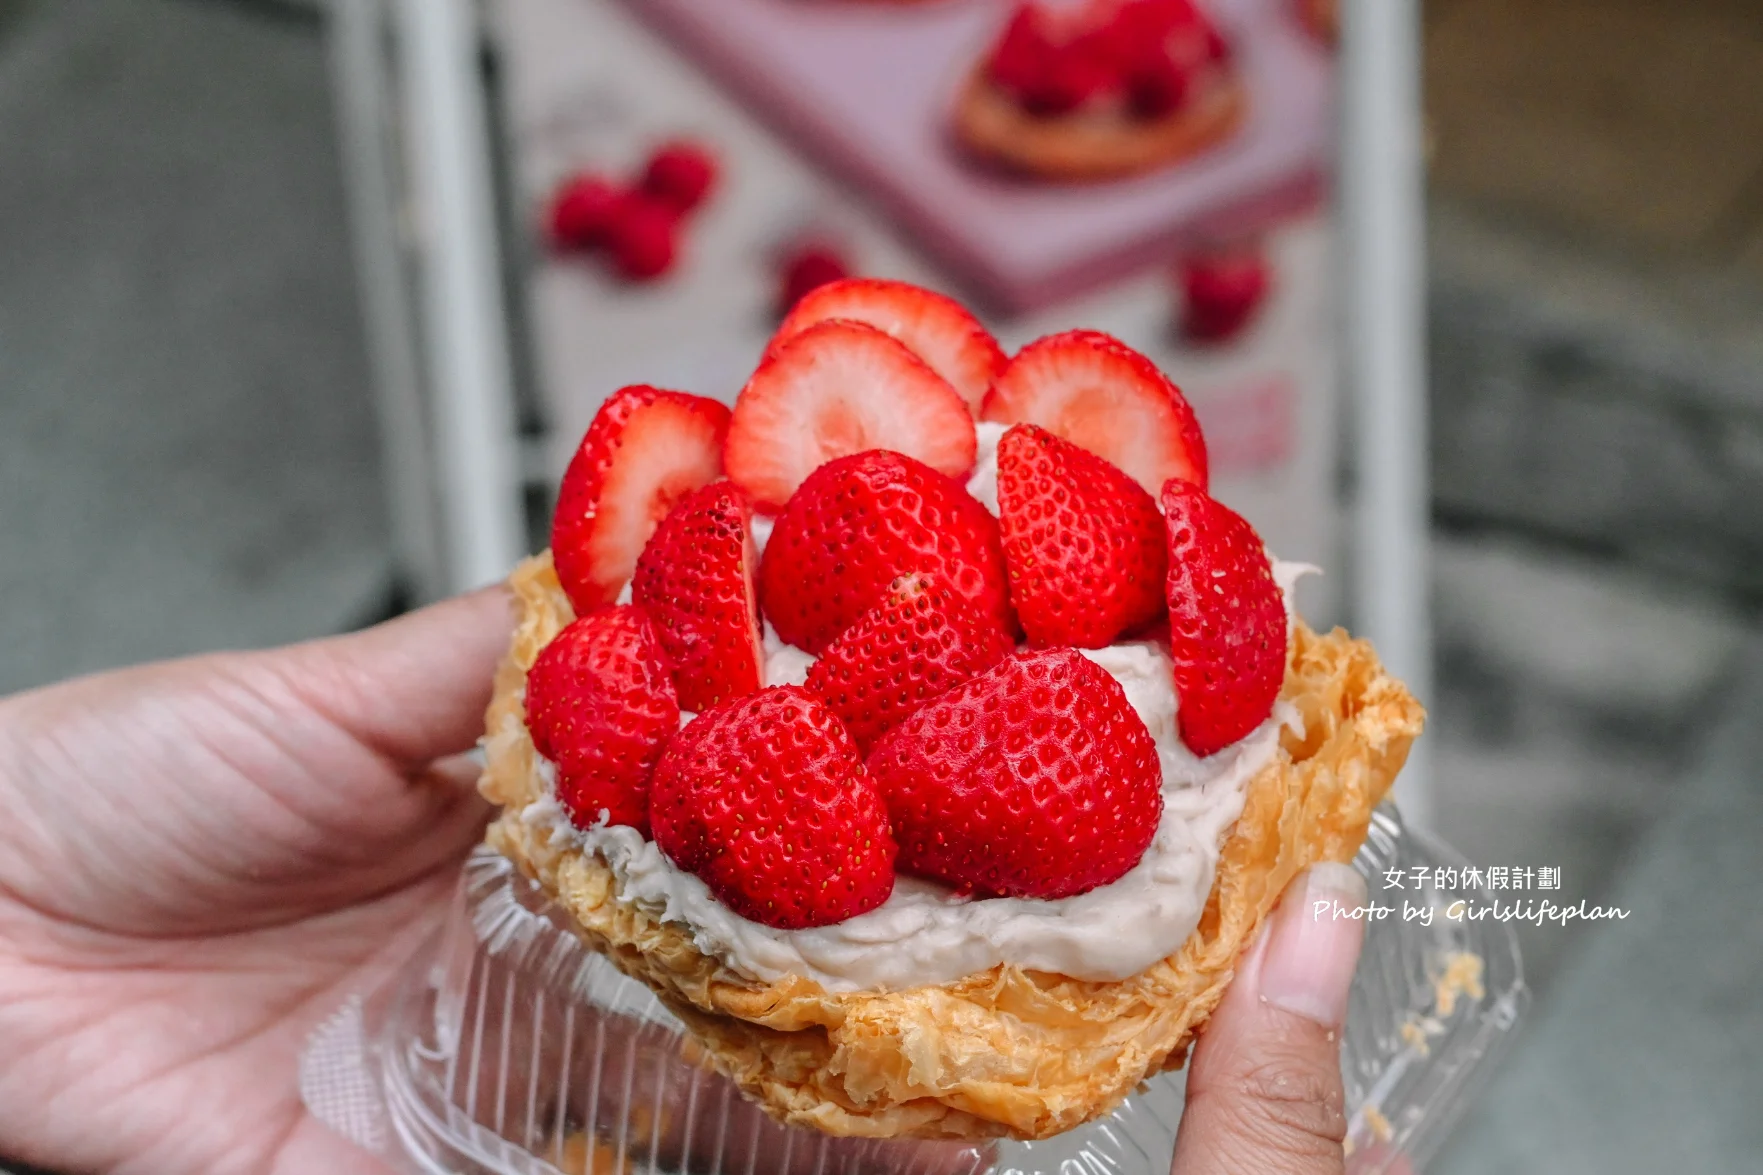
[1256,861,1368,1028]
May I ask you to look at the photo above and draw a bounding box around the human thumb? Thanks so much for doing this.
[1172,862,1368,1174]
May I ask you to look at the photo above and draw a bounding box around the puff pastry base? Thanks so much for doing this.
[950,68,1247,181]
[479,552,1424,1141]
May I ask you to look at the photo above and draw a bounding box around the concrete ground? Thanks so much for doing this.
[2,1,1761,1173]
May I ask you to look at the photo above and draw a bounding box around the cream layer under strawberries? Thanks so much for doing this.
[520,422,1311,992]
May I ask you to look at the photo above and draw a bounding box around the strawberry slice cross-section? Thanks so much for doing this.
[766,278,1007,415]
[981,328,1208,496]
[725,320,977,513]
[551,384,730,616]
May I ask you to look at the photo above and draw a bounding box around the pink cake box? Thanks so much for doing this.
[615,0,1332,312]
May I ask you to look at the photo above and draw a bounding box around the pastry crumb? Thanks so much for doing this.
[1433,950,1485,1017]
[1362,1103,1393,1142]
[1398,1015,1431,1056]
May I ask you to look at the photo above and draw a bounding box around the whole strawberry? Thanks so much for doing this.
[996,423,1168,648]
[804,574,1015,754]
[524,606,680,834]
[867,648,1162,899]
[633,480,763,712]
[551,385,730,615]
[759,449,1014,655]
[1162,479,1286,755]
[651,686,897,929]
[1179,246,1272,345]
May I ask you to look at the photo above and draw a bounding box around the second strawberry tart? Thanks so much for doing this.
[953,0,1248,181]
[477,278,1423,1140]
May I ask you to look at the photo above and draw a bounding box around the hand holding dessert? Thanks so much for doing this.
[480,277,1425,1140]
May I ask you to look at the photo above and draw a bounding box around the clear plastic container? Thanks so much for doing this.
[301,806,1525,1174]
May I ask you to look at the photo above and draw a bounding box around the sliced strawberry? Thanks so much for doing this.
[759,449,1014,655]
[632,481,763,712]
[997,423,1167,647]
[1162,479,1286,756]
[867,647,1162,899]
[981,329,1208,495]
[552,385,730,615]
[766,278,1005,414]
[804,574,1015,754]
[725,320,976,513]
[1179,245,1272,344]
[651,686,896,929]
[524,605,680,835]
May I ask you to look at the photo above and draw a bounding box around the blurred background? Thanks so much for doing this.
[3,0,1761,1172]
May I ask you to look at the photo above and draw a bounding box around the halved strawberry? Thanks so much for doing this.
[766,279,1006,414]
[997,423,1167,647]
[759,449,1014,655]
[981,329,1208,495]
[1162,479,1286,756]
[804,574,1015,754]
[633,480,763,712]
[551,385,730,615]
[651,686,896,929]
[725,320,976,513]
[524,605,680,835]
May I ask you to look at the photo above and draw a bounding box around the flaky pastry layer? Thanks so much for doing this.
[480,552,1424,1141]
[950,69,1247,181]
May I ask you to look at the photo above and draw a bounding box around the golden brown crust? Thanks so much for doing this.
[480,552,1424,1141]
[950,67,1248,181]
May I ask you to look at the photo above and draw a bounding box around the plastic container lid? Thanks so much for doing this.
[301,805,1525,1174]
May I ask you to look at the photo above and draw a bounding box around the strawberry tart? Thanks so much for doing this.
[953,0,1247,181]
[478,278,1423,1140]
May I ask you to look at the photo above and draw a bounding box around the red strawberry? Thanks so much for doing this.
[1126,52,1190,118]
[759,449,1013,655]
[1179,246,1272,344]
[867,648,1162,899]
[996,423,1167,648]
[651,686,896,929]
[551,385,730,615]
[725,320,976,513]
[774,239,852,317]
[804,574,1015,754]
[981,328,1209,495]
[548,172,622,250]
[632,481,763,712]
[524,606,679,834]
[766,278,1006,414]
[608,196,679,281]
[640,140,718,215]
[987,4,1116,117]
[1162,479,1286,756]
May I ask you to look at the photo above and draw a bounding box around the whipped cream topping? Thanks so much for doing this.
[517,423,1310,991]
